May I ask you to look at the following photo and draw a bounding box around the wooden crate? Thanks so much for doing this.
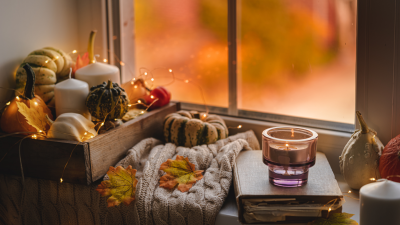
[0,102,180,185]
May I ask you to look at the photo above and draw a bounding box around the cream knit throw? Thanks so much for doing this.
[0,130,259,225]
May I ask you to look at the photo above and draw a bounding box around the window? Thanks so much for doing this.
[96,0,399,145]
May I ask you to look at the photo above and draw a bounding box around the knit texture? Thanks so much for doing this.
[0,130,259,225]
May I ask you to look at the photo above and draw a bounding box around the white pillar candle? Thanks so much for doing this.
[55,69,90,119]
[75,62,120,89]
[360,179,400,225]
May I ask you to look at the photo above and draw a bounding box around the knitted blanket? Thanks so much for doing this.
[0,130,259,225]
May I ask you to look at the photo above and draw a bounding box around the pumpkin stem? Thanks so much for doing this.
[22,64,35,100]
[106,80,113,89]
[88,30,97,64]
[356,111,369,134]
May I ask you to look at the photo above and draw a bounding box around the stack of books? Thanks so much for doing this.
[233,151,343,224]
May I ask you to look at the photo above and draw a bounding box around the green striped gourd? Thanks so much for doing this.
[15,47,74,106]
[163,110,229,147]
[85,80,129,121]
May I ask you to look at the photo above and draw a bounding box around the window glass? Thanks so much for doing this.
[134,0,228,107]
[237,0,356,123]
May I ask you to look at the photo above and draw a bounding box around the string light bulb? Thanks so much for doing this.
[348,190,352,193]
[370,178,376,181]
[32,134,37,139]
[6,101,10,105]
[72,50,77,54]
[137,100,141,103]
[34,102,38,106]
[134,85,137,88]
[328,207,332,212]
[45,60,49,63]
[141,111,144,114]
[169,69,172,73]
[185,80,189,83]
[120,62,125,66]
[131,81,134,85]
[16,96,20,100]
[237,125,242,129]
[101,122,104,126]
[60,178,63,183]
[128,104,132,107]
[150,95,154,99]
[144,72,148,75]
[84,132,87,135]
[151,78,154,81]
[103,59,108,62]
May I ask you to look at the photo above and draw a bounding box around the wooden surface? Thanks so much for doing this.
[0,102,180,185]
[87,102,180,182]
[233,151,343,224]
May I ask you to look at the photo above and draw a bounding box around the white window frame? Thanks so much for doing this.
[77,0,400,174]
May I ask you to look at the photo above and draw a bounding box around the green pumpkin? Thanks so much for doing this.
[163,110,229,147]
[85,80,129,121]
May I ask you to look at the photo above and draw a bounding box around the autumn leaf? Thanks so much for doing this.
[16,100,49,133]
[72,52,89,76]
[308,213,358,225]
[159,155,203,192]
[96,165,138,207]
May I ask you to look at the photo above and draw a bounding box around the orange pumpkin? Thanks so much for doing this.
[0,64,53,134]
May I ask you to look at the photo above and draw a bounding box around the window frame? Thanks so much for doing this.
[78,0,400,147]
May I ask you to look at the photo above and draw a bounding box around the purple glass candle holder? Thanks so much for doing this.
[262,127,318,187]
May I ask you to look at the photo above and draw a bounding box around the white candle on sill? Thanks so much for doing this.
[75,62,120,90]
[360,179,400,225]
[55,69,90,119]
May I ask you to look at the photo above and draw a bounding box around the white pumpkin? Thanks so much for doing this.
[47,113,97,142]
[339,111,384,190]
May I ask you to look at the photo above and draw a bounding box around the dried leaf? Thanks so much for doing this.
[308,213,358,225]
[96,165,138,207]
[122,109,146,122]
[16,100,48,133]
[159,155,203,192]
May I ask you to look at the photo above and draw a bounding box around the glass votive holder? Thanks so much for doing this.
[262,127,318,187]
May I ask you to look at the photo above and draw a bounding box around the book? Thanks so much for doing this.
[233,150,343,224]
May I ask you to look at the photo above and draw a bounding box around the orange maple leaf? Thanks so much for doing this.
[159,155,204,192]
[96,165,138,207]
[72,52,89,76]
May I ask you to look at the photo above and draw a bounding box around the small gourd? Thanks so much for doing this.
[14,47,74,106]
[47,113,97,142]
[1,64,53,134]
[339,111,384,190]
[379,134,400,182]
[163,110,228,147]
[85,80,129,121]
[121,78,148,105]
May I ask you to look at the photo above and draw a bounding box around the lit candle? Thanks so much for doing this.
[75,30,121,89]
[54,69,90,119]
[262,127,318,187]
[360,180,400,225]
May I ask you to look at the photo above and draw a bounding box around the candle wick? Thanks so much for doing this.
[69,67,72,79]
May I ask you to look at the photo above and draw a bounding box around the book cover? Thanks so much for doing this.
[233,150,343,224]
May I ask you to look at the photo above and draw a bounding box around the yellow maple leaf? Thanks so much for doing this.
[96,165,138,207]
[16,100,49,133]
[159,155,204,192]
[308,213,358,225]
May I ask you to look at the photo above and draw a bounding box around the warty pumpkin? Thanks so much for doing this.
[1,64,53,134]
[85,80,129,121]
[339,111,384,190]
[163,110,228,147]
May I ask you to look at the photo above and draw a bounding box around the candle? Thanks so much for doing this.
[75,62,121,89]
[360,180,400,225]
[54,69,90,119]
[262,127,318,187]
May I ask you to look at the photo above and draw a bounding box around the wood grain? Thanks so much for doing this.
[0,102,180,185]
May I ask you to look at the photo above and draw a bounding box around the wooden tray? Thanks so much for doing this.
[0,102,180,185]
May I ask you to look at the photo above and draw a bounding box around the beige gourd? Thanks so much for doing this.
[339,111,384,190]
[47,113,97,142]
